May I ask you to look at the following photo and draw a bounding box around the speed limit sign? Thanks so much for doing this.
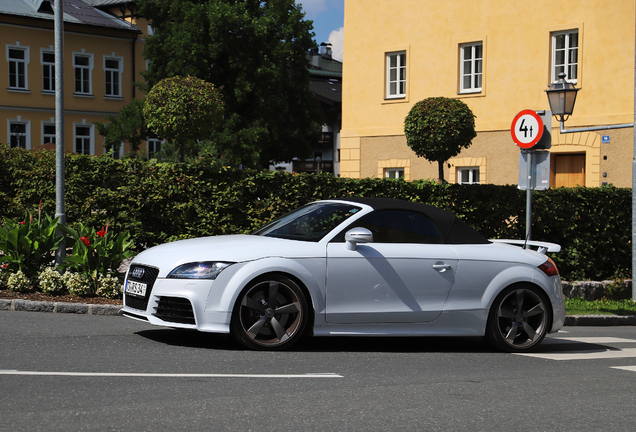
[511,109,544,149]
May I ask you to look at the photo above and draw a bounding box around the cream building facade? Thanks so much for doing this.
[341,0,635,187]
[0,0,153,157]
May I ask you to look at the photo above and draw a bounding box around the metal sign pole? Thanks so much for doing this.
[525,151,532,245]
[53,0,66,267]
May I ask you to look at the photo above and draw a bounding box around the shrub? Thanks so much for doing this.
[63,272,93,296]
[8,270,31,293]
[59,222,135,285]
[39,267,66,295]
[0,203,63,279]
[97,274,123,299]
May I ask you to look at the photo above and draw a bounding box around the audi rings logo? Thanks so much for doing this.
[131,267,145,279]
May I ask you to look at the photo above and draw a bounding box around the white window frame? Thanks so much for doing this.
[74,123,94,155]
[42,121,56,145]
[551,30,578,83]
[385,168,404,179]
[147,138,164,159]
[7,44,29,90]
[385,51,406,99]
[460,42,483,93]
[8,119,31,149]
[104,141,124,159]
[457,167,480,185]
[41,48,55,93]
[73,51,94,95]
[104,54,123,98]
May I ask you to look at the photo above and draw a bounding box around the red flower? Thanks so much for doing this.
[19,221,26,225]
[96,223,109,238]
[80,236,91,247]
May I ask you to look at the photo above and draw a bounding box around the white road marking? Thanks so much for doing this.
[0,370,342,378]
[516,348,636,361]
[611,366,636,373]
[548,337,636,344]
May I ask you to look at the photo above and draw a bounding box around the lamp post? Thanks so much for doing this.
[546,72,636,301]
[545,73,579,123]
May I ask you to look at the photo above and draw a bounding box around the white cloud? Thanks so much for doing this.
[328,27,344,62]
[298,0,328,18]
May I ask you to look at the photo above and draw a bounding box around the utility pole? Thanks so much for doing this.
[53,0,66,267]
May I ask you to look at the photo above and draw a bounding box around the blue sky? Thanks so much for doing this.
[299,0,345,61]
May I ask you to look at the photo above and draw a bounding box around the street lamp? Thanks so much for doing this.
[545,72,579,123]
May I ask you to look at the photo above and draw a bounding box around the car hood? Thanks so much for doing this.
[131,235,325,272]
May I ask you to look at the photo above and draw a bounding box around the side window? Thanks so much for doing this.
[7,45,29,90]
[551,30,578,83]
[345,210,442,244]
[41,50,55,92]
[385,51,406,99]
[104,55,123,97]
[459,42,483,93]
[73,52,93,95]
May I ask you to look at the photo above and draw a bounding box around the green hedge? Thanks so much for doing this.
[0,144,630,281]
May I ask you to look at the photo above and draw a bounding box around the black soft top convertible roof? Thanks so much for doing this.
[338,197,490,245]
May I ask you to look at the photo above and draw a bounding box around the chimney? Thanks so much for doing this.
[320,42,333,59]
[310,47,321,68]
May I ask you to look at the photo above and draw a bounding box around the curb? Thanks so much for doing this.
[0,298,121,316]
[1,298,635,325]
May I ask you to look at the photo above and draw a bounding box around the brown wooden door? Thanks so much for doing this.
[551,154,585,187]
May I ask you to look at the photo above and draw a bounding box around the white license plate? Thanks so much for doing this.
[125,280,147,297]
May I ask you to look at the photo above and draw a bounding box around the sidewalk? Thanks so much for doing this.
[1,297,635,325]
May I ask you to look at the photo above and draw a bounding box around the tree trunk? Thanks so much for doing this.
[438,160,445,183]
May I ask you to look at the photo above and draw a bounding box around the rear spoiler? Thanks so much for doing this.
[489,239,561,254]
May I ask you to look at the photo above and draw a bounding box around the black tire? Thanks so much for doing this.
[485,284,551,353]
[230,275,308,351]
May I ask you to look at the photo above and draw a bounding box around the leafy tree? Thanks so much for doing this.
[143,75,225,162]
[404,97,477,183]
[94,99,146,156]
[137,0,323,167]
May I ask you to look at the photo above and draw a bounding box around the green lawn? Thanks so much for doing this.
[566,298,636,316]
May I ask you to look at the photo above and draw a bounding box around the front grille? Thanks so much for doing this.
[124,265,160,312]
[153,297,196,325]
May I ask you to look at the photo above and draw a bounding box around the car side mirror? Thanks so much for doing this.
[344,227,373,251]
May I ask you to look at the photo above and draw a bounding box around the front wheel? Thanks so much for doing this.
[231,275,308,350]
[485,285,551,353]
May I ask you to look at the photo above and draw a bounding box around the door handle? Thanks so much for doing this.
[432,263,452,272]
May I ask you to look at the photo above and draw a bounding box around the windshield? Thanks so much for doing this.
[253,202,362,242]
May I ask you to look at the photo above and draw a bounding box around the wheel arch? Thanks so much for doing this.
[231,270,316,337]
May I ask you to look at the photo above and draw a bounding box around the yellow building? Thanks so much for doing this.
[341,0,635,187]
[0,0,154,157]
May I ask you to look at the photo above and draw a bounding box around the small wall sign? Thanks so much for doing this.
[602,135,610,143]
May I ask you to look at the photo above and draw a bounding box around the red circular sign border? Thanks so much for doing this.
[511,109,544,149]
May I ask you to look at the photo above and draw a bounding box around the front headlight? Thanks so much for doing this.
[167,262,233,279]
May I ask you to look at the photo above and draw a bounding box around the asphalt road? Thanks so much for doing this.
[1,311,636,431]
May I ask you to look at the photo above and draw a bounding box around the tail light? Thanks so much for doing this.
[538,257,559,277]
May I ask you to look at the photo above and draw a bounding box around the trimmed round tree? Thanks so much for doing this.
[143,75,224,162]
[404,97,477,183]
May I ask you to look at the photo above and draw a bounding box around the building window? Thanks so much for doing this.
[42,50,55,92]
[73,53,93,95]
[552,30,578,83]
[457,167,480,184]
[74,125,93,155]
[385,168,404,179]
[460,42,483,93]
[104,55,123,97]
[43,123,56,145]
[9,120,30,149]
[147,138,164,159]
[386,51,406,98]
[7,45,29,90]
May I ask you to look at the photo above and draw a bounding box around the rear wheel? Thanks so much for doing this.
[485,285,551,353]
[231,275,308,351]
